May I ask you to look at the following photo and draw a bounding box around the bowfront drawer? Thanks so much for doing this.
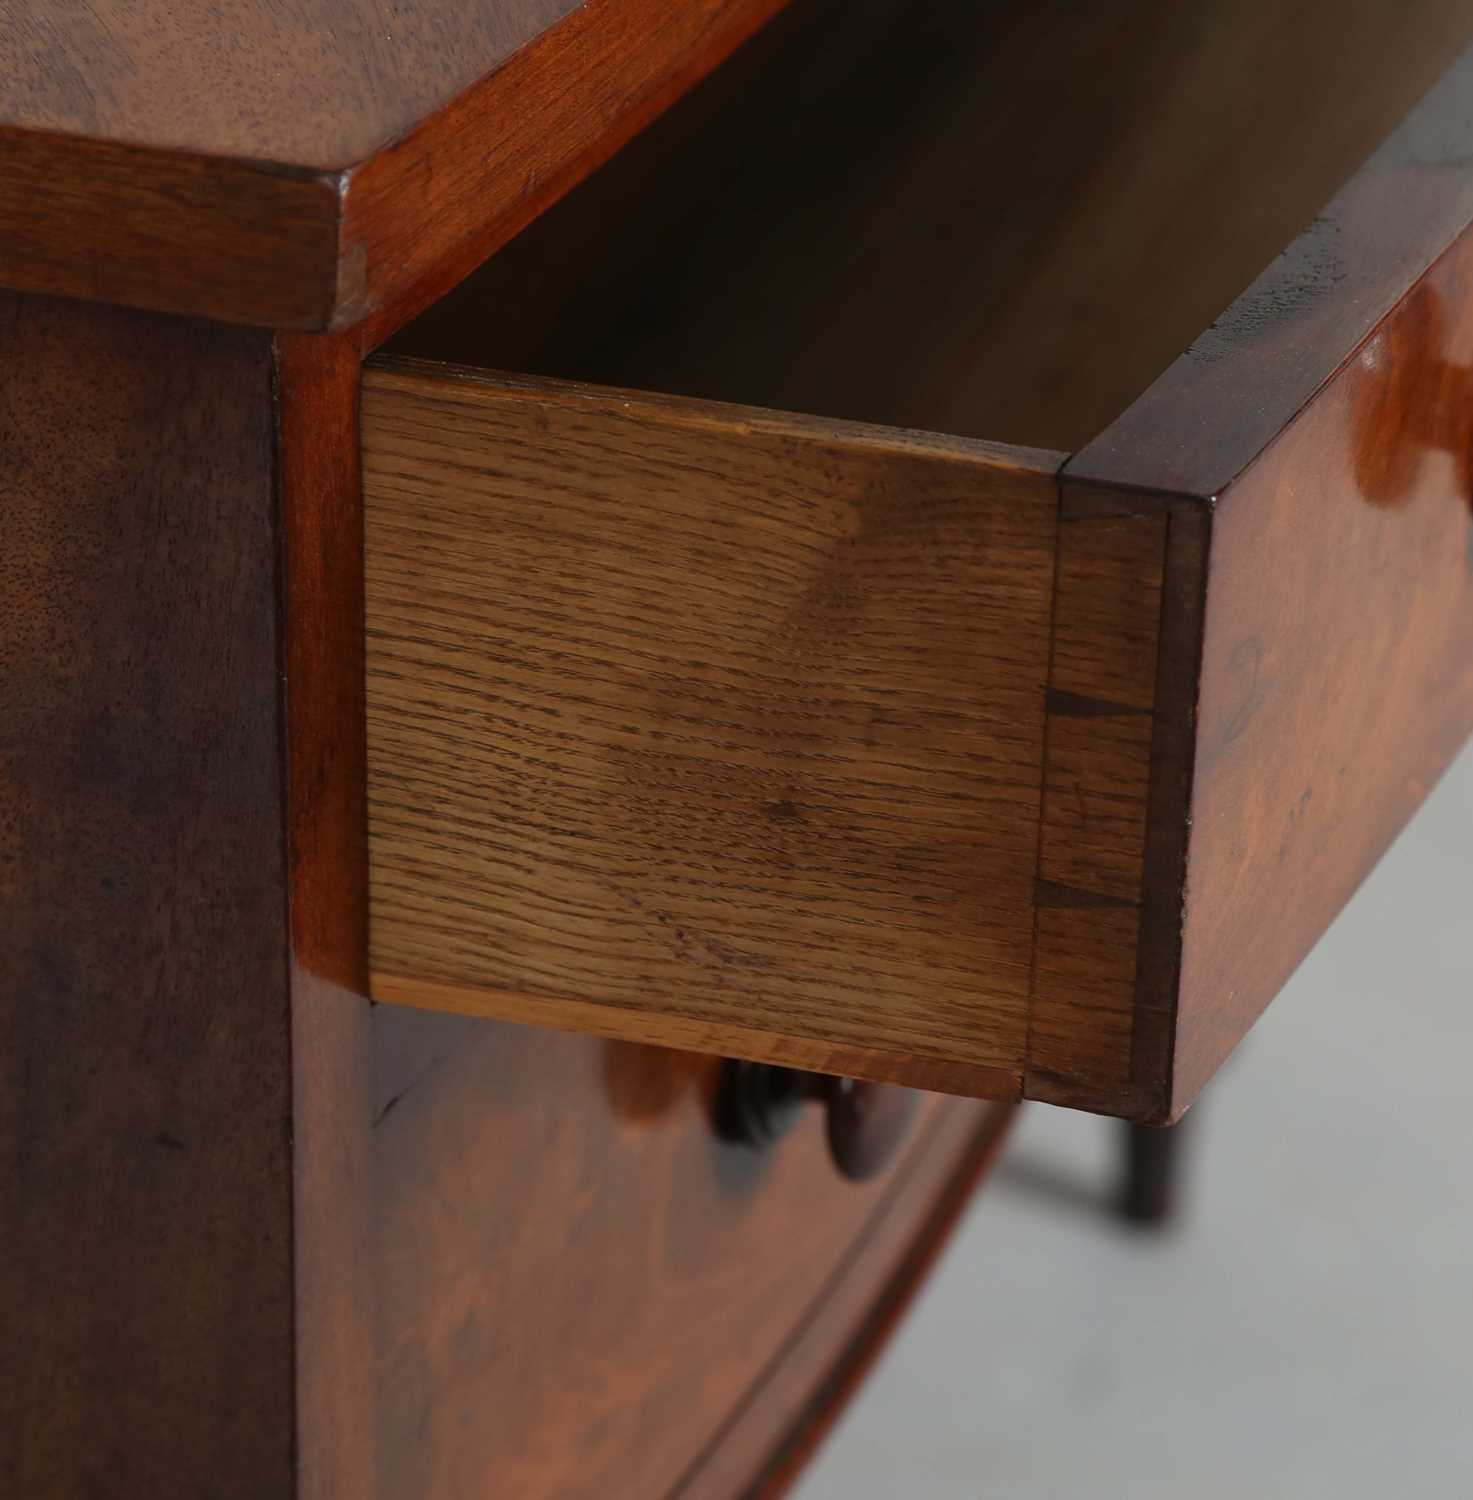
[371,1011,1011,1500]
[362,0,1473,1122]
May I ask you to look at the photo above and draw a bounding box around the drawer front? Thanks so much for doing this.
[364,369,1060,1097]
[363,41,1473,1123]
[1060,49,1473,1116]
[371,1010,1007,1499]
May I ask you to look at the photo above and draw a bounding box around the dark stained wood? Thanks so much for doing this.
[390,0,1473,452]
[274,330,379,1500]
[1068,43,1473,502]
[681,1105,1015,1500]
[1169,249,1473,1113]
[15,6,1473,1495]
[0,283,1015,1500]
[0,294,293,1495]
[1118,1116,1194,1228]
[1125,504,1212,1117]
[1061,52,1473,1120]
[370,1007,1000,1499]
[345,0,789,347]
[295,260,1025,1500]
[0,139,341,329]
[0,0,787,329]
[1025,497,1210,1121]
[9,0,1467,337]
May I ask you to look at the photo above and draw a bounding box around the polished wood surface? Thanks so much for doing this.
[0,289,1006,1500]
[275,330,379,1500]
[371,1008,1002,1498]
[678,1096,1013,1500]
[1068,43,1473,501]
[0,0,785,328]
[1170,252,1473,1110]
[364,362,1059,1096]
[343,0,787,348]
[1062,45,1473,1119]
[0,0,580,162]
[0,294,294,1496]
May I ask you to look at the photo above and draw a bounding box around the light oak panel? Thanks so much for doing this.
[363,361,1060,1094]
[1025,513,1164,1111]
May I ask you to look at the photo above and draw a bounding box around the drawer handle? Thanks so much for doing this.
[1353,283,1473,514]
[717,1060,919,1182]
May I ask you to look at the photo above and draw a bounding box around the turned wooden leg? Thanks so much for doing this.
[1118,1115,1194,1227]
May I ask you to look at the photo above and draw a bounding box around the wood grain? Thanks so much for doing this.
[0,138,341,329]
[368,16,1473,1118]
[1026,514,1165,1112]
[0,294,293,1496]
[281,311,1018,1500]
[0,1,580,164]
[0,0,786,329]
[1168,252,1473,1112]
[274,329,379,1500]
[1061,42,1473,1119]
[8,0,1468,335]
[0,294,1004,1500]
[370,1007,1002,1499]
[680,1103,1015,1500]
[343,0,789,346]
[368,168,1473,1121]
[1068,41,1473,502]
[390,0,1473,452]
[309,278,1019,1499]
[363,361,1060,1094]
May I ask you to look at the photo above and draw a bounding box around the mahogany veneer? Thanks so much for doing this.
[367,0,1473,1121]
[0,0,788,332]
[6,0,1473,1495]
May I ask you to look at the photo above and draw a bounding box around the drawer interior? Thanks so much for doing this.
[385,0,1470,452]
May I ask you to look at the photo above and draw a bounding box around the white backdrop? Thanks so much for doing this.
[800,742,1473,1500]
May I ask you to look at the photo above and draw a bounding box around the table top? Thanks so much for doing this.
[2,0,579,166]
[0,0,780,331]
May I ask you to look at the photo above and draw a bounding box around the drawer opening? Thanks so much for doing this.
[385,0,1464,454]
[365,0,1473,1119]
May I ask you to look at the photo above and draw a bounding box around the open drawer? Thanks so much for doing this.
[361,0,1473,1122]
